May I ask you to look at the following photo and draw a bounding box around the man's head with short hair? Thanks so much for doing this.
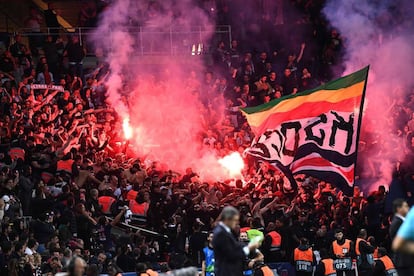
[334,228,344,241]
[251,217,262,229]
[358,229,368,239]
[90,188,98,199]
[275,218,284,228]
[135,262,148,274]
[284,68,291,77]
[27,238,37,249]
[207,232,214,244]
[220,206,240,231]
[15,241,26,254]
[393,198,409,216]
[377,247,388,257]
[97,252,106,263]
[68,256,86,276]
[300,237,309,246]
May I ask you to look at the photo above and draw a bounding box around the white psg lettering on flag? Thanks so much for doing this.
[246,110,358,166]
[31,84,64,92]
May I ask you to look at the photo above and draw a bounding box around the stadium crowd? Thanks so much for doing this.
[0,1,413,276]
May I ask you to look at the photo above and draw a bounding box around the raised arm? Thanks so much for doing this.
[296,43,306,63]
[259,197,278,215]
[111,207,127,226]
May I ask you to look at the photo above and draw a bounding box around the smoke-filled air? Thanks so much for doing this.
[323,0,414,191]
[92,0,239,180]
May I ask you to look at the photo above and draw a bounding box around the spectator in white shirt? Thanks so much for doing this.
[25,238,39,256]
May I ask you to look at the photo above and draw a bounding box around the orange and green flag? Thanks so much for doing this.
[241,66,369,194]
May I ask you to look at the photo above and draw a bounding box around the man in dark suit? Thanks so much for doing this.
[212,206,260,276]
[389,198,413,276]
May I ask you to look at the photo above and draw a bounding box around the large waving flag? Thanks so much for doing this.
[241,67,369,194]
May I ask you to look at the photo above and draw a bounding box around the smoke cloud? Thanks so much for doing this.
[220,0,317,55]
[323,0,414,191]
[92,0,236,179]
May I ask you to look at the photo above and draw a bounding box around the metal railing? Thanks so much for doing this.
[5,25,232,56]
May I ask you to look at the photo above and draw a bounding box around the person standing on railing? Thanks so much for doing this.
[64,35,86,82]
[25,7,43,56]
[43,35,60,80]
[44,3,60,42]
[10,34,31,81]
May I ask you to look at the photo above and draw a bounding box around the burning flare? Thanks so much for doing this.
[122,117,133,140]
[218,152,245,177]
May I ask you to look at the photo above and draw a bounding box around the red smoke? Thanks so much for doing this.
[323,0,414,192]
[94,0,244,180]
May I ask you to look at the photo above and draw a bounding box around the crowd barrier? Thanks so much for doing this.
[0,25,232,56]
[267,262,296,276]
[99,263,296,276]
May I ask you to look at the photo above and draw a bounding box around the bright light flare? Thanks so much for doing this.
[122,117,133,140]
[218,152,245,177]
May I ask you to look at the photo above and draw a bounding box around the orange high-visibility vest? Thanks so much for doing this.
[268,231,282,250]
[321,259,336,276]
[129,200,148,216]
[259,265,273,276]
[294,247,313,273]
[140,269,158,276]
[57,159,74,174]
[126,190,138,201]
[294,248,313,262]
[98,196,116,214]
[373,247,379,259]
[355,238,366,256]
[9,147,25,161]
[379,255,395,271]
[333,239,351,258]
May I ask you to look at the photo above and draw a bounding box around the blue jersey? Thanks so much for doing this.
[203,246,215,276]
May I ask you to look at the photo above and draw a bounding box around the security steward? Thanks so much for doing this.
[373,247,397,276]
[330,229,354,276]
[262,222,282,262]
[98,192,116,215]
[252,261,274,276]
[294,238,315,276]
[316,249,337,276]
[355,229,375,276]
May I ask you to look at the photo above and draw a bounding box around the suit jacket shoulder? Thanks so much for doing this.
[390,216,403,239]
